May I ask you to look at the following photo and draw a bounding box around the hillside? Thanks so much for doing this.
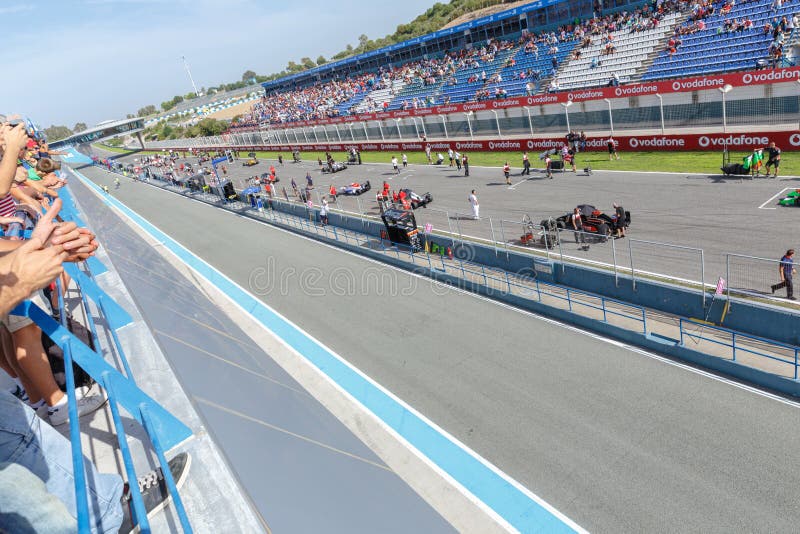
[441,0,531,29]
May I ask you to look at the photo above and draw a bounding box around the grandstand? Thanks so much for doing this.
[644,0,800,79]
[228,0,799,131]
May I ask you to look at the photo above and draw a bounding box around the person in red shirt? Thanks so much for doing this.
[503,162,511,185]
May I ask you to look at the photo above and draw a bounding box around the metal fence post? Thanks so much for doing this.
[557,228,565,273]
[499,219,509,260]
[612,237,619,287]
[725,254,731,310]
[629,238,636,291]
[446,211,455,246]
[489,217,498,257]
[700,248,706,309]
[356,195,365,230]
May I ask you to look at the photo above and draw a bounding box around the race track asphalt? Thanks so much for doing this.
[74,163,800,533]
[106,148,800,287]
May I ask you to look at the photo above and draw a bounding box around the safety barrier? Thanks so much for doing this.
[94,163,800,387]
[9,188,193,533]
[679,318,799,380]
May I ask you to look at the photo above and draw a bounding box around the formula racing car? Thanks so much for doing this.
[242,152,259,167]
[336,180,371,196]
[555,204,630,239]
[779,189,800,207]
[322,161,348,174]
[398,188,433,209]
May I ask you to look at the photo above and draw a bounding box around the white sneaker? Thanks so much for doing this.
[75,383,97,399]
[48,394,107,426]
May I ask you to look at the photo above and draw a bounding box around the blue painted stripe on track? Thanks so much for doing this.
[70,167,583,534]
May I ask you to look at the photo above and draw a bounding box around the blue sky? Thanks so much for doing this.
[0,0,438,127]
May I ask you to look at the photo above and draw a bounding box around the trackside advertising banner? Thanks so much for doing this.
[174,131,800,153]
[237,67,800,131]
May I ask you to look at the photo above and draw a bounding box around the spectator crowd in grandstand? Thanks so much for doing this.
[227,0,800,134]
[230,0,711,130]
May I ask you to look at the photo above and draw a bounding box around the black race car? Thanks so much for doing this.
[337,180,371,196]
[555,204,630,239]
[398,189,433,209]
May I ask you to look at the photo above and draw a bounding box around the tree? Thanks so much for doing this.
[73,122,88,133]
[43,125,72,141]
[286,61,305,73]
[301,57,316,70]
[195,118,227,137]
[242,70,257,82]
[184,92,198,100]
[316,55,327,66]
[126,114,135,119]
[358,34,369,52]
[137,105,157,117]
[332,44,353,60]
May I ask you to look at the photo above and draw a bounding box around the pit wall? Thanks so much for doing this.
[263,198,799,346]
[252,199,800,397]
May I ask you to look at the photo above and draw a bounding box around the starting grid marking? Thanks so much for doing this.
[758,187,792,210]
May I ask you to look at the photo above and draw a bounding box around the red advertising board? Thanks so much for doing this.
[171,130,800,154]
[230,67,800,132]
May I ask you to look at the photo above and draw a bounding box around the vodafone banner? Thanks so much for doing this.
[173,131,800,154]
[232,67,800,132]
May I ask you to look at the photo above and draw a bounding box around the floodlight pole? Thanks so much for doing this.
[603,98,614,136]
[418,116,427,139]
[560,101,572,134]
[523,106,534,135]
[490,109,502,137]
[719,84,732,133]
[181,56,200,97]
[796,80,800,130]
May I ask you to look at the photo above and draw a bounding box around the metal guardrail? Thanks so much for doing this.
[8,189,193,533]
[679,318,800,380]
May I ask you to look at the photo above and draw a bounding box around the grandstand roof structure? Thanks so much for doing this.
[49,117,145,148]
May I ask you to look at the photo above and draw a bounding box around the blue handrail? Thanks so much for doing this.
[679,318,799,379]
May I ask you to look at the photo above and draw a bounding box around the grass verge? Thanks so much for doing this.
[93,144,798,175]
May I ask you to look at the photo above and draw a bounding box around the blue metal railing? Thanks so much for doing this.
[9,190,193,533]
[679,318,800,380]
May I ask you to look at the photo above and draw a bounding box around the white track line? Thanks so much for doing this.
[758,187,791,210]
